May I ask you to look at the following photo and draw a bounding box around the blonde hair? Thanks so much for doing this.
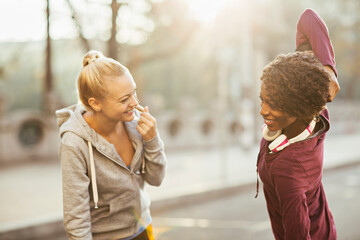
[77,50,128,109]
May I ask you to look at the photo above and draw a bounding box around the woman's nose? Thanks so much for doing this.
[260,102,270,116]
[130,95,139,106]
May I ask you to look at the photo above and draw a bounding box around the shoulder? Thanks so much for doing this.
[59,132,89,169]
[60,132,88,161]
[61,131,87,148]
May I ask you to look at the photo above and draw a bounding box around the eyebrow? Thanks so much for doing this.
[117,87,137,101]
[259,93,271,104]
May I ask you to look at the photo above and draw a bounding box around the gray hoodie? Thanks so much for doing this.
[56,104,166,240]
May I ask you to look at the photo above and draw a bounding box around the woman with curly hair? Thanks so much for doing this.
[255,9,338,239]
[256,52,337,240]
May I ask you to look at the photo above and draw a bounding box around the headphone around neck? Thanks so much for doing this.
[262,119,317,153]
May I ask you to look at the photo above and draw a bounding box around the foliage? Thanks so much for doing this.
[1,0,360,114]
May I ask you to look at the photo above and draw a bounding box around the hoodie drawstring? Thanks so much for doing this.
[255,171,259,198]
[88,141,99,208]
[255,152,261,198]
[141,155,146,174]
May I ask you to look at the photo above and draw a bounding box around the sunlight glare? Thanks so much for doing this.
[186,0,228,23]
[0,0,46,42]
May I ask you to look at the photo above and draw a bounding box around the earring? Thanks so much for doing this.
[313,115,320,122]
[262,124,282,141]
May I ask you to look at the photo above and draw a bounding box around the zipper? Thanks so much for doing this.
[97,145,143,175]
[96,148,130,171]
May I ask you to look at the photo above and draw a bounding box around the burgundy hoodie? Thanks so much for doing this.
[296,8,338,77]
[257,109,337,240]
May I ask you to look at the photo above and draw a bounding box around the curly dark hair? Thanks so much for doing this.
[261,52,330,119]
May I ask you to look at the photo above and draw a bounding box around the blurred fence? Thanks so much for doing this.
[0,100,359,165]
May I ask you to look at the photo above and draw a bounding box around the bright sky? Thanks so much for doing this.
[186,0,228,24]
[0,0,46,42]
[0,0,228,42]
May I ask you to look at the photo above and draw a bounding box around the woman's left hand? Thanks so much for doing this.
[136,106,157,141]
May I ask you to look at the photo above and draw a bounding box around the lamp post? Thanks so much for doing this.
[44,0,53,114]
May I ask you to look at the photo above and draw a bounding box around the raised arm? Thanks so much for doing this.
[296,8,340,102]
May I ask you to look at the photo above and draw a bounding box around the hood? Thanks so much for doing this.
[56,104,93,142]
[56,104,142,144]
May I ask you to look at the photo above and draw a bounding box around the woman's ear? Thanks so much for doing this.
[88,97,102,112]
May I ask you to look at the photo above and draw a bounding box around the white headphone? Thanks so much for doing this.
[262,119,316,153]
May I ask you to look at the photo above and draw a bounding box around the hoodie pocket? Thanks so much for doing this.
[92,191,137,232]
[91,205,110,224]
[110,191,137,221]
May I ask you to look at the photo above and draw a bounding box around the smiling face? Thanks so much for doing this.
[259,83,297,132]
[96,72,139,122]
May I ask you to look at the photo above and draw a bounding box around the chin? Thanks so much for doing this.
[124,115,135,122]
[266,125,279,132]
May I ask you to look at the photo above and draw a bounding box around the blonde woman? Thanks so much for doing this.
[56,50,166,240]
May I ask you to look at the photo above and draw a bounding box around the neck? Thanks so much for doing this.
[84,111,123,137]
[283,118,309,139]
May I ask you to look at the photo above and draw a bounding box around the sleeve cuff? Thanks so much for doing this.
[144,132,163,151]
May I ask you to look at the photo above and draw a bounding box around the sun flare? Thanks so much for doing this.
[186,0,228,23]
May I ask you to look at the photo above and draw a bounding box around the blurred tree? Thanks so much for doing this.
[44,0,53,113]
[60,0,196,109]
[329,0,360,99]
[65,0,91,52]
[3,0,359,115]
[0,48,22,81]
[64,0,195,71]
[0,44,24,115]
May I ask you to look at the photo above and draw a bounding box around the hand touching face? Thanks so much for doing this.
[136,106,157,141]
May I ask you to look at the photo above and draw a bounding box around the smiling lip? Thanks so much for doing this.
[125,109,135,115]
[264,119,275,125]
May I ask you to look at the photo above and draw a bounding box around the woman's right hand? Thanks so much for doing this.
[136,106,157,141]
[324,65,340,102]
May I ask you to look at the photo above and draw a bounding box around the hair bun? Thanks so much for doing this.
[83,50,104,67]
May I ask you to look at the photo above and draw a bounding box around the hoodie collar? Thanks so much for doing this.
[56,104,144,167]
